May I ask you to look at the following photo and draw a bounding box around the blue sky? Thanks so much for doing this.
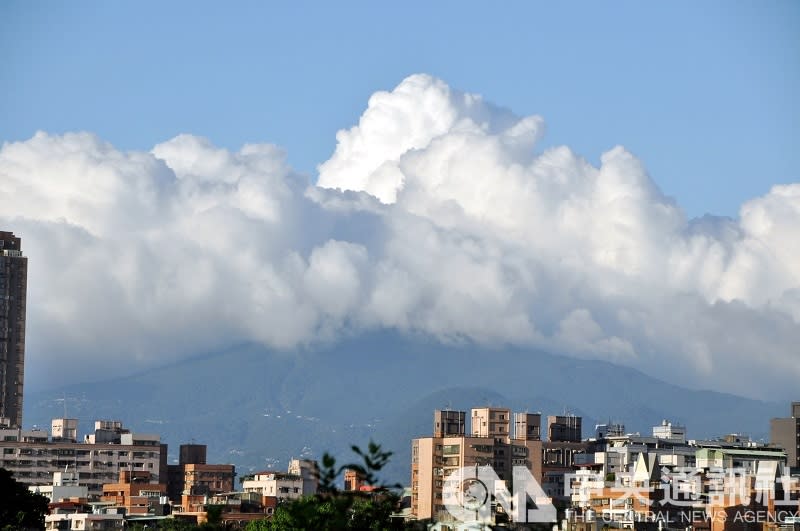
[1,1,798,218]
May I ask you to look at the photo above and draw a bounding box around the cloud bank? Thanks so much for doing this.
[1,74,798,400]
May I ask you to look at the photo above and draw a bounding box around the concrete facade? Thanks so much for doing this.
[652,419,687,443]
[0,418,167,497]
[434,409,466,438]
[288,458,319,496]
[45,512,124,530]
[101,470,168,516]
[547,414,582,442]
[771,402,800,470]
[179,443,207,465]
[242,471,304,502]
[51,418,78,442]
[343,468,365,491]
[566,421,796,530]
[29,470,88,503]
[411,406,546,522]
[167,444,235,505]
[471,407,511,439]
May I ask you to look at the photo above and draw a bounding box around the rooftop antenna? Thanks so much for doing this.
[55,393,68,419]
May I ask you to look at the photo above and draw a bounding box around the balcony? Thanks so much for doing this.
[442,444,460,455]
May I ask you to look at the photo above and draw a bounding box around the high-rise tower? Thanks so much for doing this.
[0,231,27,428]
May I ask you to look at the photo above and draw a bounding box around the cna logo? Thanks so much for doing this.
[442,466,557,523]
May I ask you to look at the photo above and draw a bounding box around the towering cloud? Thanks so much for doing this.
[1,75,798,399]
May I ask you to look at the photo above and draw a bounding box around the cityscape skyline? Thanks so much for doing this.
[3,398,798,528]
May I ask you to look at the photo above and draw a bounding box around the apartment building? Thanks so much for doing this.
[344,468,366,491]
[29,470,88,502]
[652,419,687,442]
[288,458,319,495]
[0,418,167,496]
[471,407,512,439]
[101,470,168,516]
[411,407,545,522]
[566,421,797,529]
[434,409,466,438]
[241,471,304,502]
[45,511,124,531]
[771,401,800,471]
[547,415,582,443]
[567,464,796,531]
[0,230,27,429]
[576,422,787,482]
[542,414,589,500]
[167,443,235,508]
[227,459,318,515]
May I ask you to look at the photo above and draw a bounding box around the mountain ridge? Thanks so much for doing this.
[24,334,783,484]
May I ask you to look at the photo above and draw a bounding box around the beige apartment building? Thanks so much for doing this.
[411,407,546,521]
[0,418,167,497]
[344,468,366,491]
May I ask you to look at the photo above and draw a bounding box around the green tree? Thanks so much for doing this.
[149,519,201,531]
[201,504,225,529]
[0,467,49,531]
[150,514,226,531]
[246,441,407,531]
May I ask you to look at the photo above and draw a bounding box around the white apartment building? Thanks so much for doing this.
[45,512,124,531]
[567,420,792,525]
[0,418,167,497]
[242,471,304,502]
[29,470,88,502]
[288,458,319,496]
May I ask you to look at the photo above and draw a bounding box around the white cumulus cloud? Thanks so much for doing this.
[1,74,798,400]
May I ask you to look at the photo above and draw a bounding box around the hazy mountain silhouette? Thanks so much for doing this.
[24,332,783,484]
